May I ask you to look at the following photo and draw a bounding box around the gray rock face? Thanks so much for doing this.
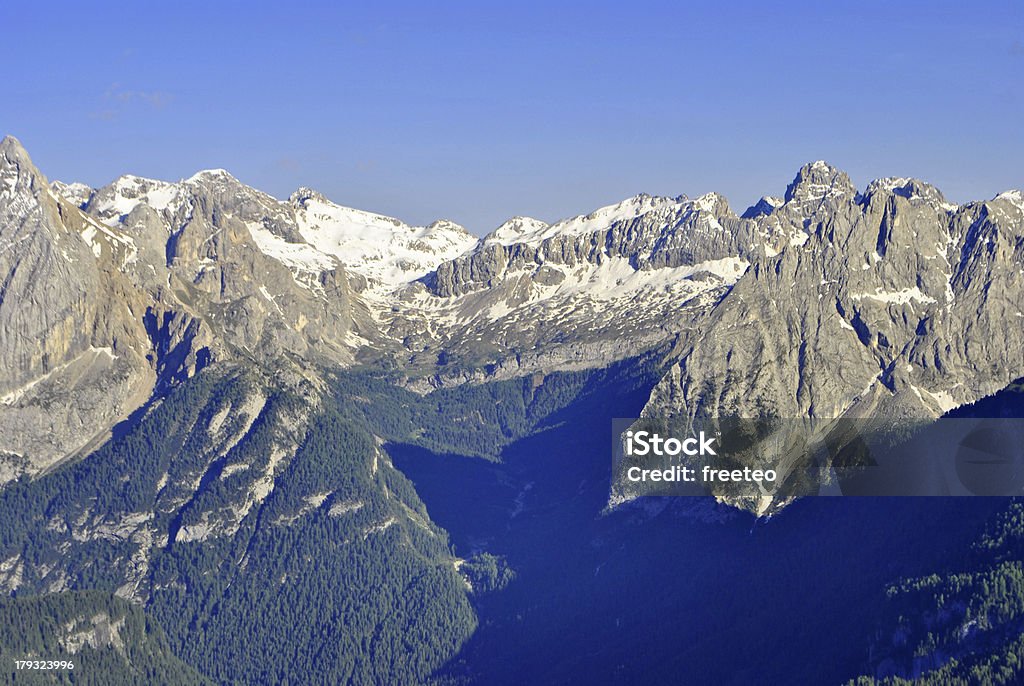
[637,166,1024,513]
[430,193,762,297]
[159,171,361,365]
[385,193,761,380]
[85,166,374,368]
[0,138,366,483]
[0,137,155,478]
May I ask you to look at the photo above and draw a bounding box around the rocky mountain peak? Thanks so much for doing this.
[289,186,329,207]
[484,216,550,245]
[604,192,680,218]
[0,135,47,198]
[784,160,857,206]
[0,137,163,481]
[84,174,181,225]
[994,189,1024,212]
[0,135,30,161]
[691,192,733,217]
[741,195,784,219]
[864,176,952,210]
[51,181,94,208]
[186,168,237,184]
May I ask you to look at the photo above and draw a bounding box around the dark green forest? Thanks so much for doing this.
[0,591,208,685]
[0,358,663,685]
[847,380,1024,685]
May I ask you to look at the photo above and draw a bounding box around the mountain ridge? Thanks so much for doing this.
[3,133,1024,515]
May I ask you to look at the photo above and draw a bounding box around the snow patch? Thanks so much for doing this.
[851,287,936,305]
[293,193,476,292]
[246,221,337,291]
[995,190,1024,212]
[483,194,683,248]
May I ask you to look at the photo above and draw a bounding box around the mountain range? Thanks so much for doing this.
[2,134,1024,684]
[3,135,1023,510]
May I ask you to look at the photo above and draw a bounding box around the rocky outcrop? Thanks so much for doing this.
[0,136,155,478]
[637,164,1024,512]
[0,137,365,483]
[430,192,763,297]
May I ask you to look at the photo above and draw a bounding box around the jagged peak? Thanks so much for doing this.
[108,173,174,191]
[480,194,689,248]
[51,179,91,191]
[0,135,31,161]
[784,160,856,205]
[741,195,784,219]
[185,168,237,184]
[572,193,683,225]
[792,159,845,181]
[289,186,329,206]
[87,172,184,219]
[864,176,952,209]
[0,135,48,193]
[617,192,682,210]
[692,192,733,216]
[51,180,94,207]
[994,189,1024,212]
[867,176,914,191]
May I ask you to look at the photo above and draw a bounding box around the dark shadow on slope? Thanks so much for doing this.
[393,367,1008,686]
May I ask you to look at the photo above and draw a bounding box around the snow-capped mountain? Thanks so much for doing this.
[290,187,477,293]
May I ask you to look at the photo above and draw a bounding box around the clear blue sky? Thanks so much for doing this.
[3,1,1021,233]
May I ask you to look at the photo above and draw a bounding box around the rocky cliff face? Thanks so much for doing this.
[644,164,1024,423]
[89,168,366,367]
[391,192,759,380]
[636,163,1024,513]
[0,137,155,479]
[428,192,760,298]
[0,137,362,483]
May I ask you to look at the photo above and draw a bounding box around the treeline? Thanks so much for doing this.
[331,353,665,459]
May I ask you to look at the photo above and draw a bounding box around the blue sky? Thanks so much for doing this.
[3,1,1021,233]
